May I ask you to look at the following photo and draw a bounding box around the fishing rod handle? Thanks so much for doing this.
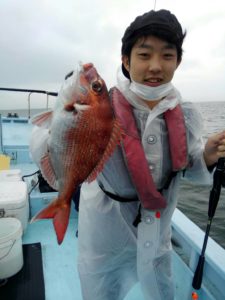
[192,255,205,290]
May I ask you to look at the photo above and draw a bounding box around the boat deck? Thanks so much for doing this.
[23,219,144,300]
[23,218,82,300]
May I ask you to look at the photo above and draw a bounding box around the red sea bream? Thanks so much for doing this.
[31,63,123,244]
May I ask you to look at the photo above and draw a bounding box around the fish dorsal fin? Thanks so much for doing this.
[31,111,53,129]
[40,153,59,190]
[86,119,124,183]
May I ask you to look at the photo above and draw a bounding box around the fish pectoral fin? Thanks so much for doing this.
[30,111,53,128]
[40,153,59,190]
[87,118,124,182]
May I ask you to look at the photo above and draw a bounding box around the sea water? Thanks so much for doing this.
[0,101,225,248]
[178,101,225,249]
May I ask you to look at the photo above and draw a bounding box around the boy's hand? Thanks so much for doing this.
[204,131,225,167]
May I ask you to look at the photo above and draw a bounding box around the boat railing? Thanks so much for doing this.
[172,209,225,299]
[0,87,58,119]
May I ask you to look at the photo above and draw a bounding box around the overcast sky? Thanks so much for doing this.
[0,0,225,109]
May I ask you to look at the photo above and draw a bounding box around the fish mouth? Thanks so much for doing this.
[83,63,94,71]
[78,62,94,73]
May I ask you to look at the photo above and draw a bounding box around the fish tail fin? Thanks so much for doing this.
[53,206,70,245]
[30,197,71,245]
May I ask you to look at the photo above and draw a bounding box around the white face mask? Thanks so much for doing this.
[129,79,174,101]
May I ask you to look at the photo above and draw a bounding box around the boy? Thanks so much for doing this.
[77,9,225,300]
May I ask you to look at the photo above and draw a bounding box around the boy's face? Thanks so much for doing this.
[122,36,180,86]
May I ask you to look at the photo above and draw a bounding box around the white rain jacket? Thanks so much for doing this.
[77,71,212,300]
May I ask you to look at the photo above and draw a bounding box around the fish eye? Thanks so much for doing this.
[91,80,102,93]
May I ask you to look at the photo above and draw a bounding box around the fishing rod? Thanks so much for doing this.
[0,87,58,96]
[192,157,225,290]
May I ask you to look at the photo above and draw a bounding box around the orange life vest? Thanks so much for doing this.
[111,87,188,210]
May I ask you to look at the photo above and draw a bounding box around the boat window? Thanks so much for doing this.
[13,119,28,123]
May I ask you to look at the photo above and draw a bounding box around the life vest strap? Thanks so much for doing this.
[98,183,138,202]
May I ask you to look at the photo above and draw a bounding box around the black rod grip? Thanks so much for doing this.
[192,255,205,290]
